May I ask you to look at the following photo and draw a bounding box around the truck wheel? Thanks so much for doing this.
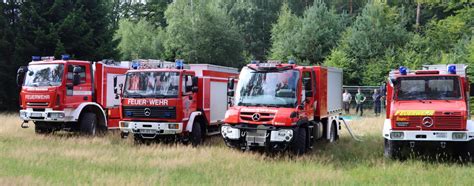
[35,123,53,135]
[80,112,97,135]
[290,127,307,155]
[328,123,337,143]
[466,140,474,162]
[384,139,402,159]
[190,121,203,146]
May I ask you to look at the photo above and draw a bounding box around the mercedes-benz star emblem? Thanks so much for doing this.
[422,117,434,128]
[144,108,151,117]
[252,113,261,121]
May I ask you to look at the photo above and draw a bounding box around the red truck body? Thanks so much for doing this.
[17,56,128,134]
[221,61,343,154]
[383,64,474,158]
[118,61,238,144]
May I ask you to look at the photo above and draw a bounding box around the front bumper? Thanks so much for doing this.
[383,119,474,142]
[19,108,75,122]
[120,121,183,139]
[221,124,294,148]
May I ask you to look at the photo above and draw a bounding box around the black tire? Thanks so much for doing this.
[384,139,402,159]
[79,112,97,135]
[189,121,203,146]
[34,123,53,135]
[465,141,474,162]
[290,127,307,155]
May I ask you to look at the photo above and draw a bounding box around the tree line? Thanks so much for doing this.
[0,0,472,111]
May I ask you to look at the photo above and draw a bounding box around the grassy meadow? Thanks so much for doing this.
[0,113,473,185]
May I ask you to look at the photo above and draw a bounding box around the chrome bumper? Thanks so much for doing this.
[120,121,183,139]
[19,108,75,122]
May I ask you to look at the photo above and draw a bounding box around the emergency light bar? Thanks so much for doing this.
[61,54,70,60]
[41,56,55,61]
[32,56,41,61]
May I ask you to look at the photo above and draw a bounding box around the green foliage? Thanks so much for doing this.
[164,0,244,67]
[270,1,346,64]
[336,1,410,85]
[296,0,347,64]
[269,3,301,61]
[114,19,166,60]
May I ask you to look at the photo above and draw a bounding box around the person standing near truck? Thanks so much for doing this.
[372,89,382,116]
[355,88,366,116]
[342,89,352,114]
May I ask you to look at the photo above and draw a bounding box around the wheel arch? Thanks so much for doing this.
[73,102,107,128]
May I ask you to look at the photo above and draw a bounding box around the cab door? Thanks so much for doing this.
[302,70,316,120]
[181,72,198,120]
[64,62,92,108]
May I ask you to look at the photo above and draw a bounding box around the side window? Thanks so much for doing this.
[67,65,86,84]
[182,75,193,94]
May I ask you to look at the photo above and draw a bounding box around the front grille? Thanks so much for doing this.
[27,102,49,106]
[240,112,275,122]
[122,106,176,119]
[397,116,463,130]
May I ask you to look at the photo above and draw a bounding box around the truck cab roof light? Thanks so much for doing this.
[448,65,456,74]
[414,70,439,74]
[32,56,41,61]
[175,59,184,69]
[250,60,258,64]
[131,60,140,69]
[41,56,55,61]
[61,54,70,60]
[288,60,296,64]
[399,66,408,75]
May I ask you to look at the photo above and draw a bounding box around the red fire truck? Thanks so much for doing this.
[118,60,239,145]
[383,64,474,159]
[16,55,128,135]
[221,61,343,154]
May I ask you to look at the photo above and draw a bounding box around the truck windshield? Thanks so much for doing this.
[23,64,64,87]
[235,67,300,108]
[396,76,462,100]
[124,71,179,98]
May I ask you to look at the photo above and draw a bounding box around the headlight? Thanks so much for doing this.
[20,111,27,118]
[48,113,65,119]
[120,121,129,128]
[168,123,179,129]
[452,132,467,140]
[390,132,404,139]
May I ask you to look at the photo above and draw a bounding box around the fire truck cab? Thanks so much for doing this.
[221,61,343,154]
[383,64,474,159]
[118,60,238,145]
[16,55,128,135]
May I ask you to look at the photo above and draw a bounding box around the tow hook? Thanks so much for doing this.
[21,121,29,128]
[409,141,415,148]
[440,142,447,149]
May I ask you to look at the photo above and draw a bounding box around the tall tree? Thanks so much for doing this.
[114,18,166,60]
[164,0,244,67]
[269,3,301,61]
[329,1,410,85]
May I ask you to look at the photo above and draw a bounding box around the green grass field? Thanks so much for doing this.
[1,114,473,185]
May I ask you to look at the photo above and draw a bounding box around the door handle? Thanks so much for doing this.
[83,96,88,101]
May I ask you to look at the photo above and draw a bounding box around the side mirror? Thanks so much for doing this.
[72,66,81,86]
[227,90,235,97]
[192,76,198,87]
[73,74,80,85]
[303,77,311,90]
[114,76,118,88]
[305,90,312,98]
[227,78,235,90]
[16,66,27,87]
[115,83,124,99]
